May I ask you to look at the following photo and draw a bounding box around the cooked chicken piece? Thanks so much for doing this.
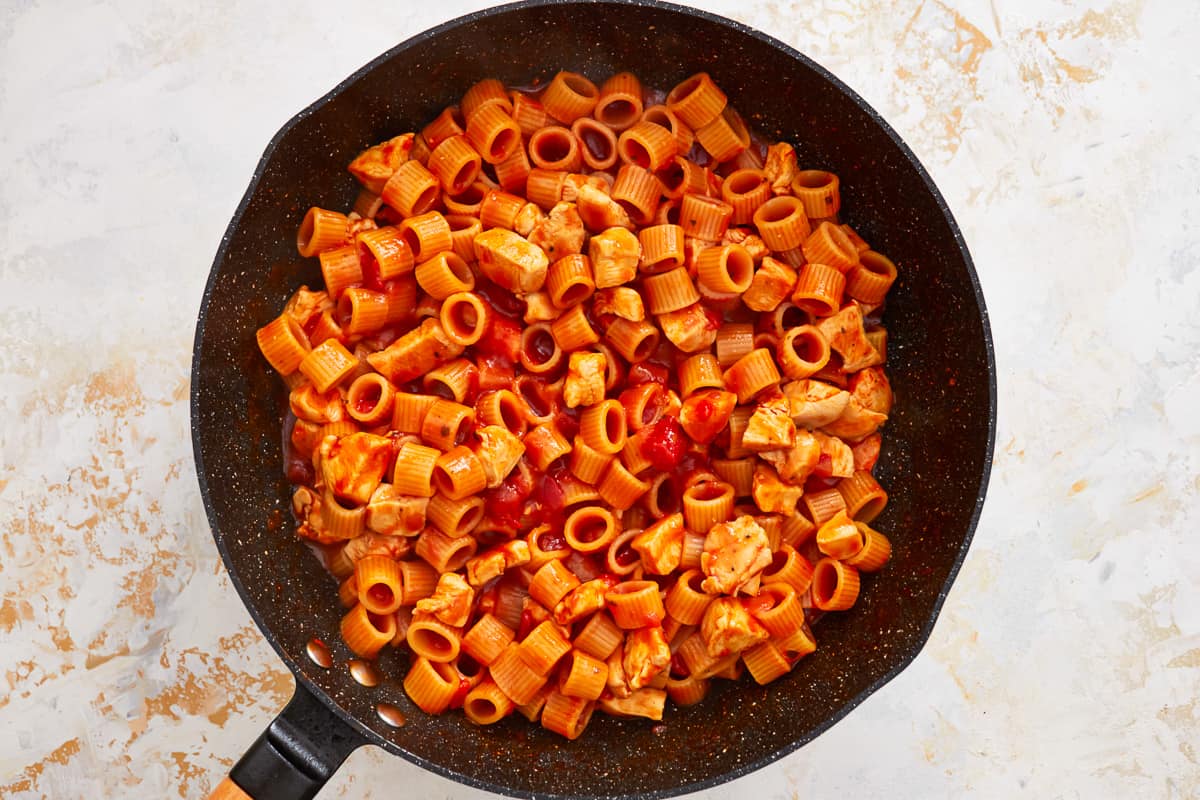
[554,576,617,624]
[763,142,797,196]
[592,287,645,321]
[849,366,893,416]
[340,531,411,562]
[283,286,331,327]
[782,379,851,429]
[683,237,715,273]
[471,425,526,488]
[348,133,414,193]
[597,688,667,721]
[415,572,475,628]
[366,318,464,384]
[563,352,608,408]
[513,202,546,237]
[293,486,341,544]
[577,184,634,232]
[751,462,804,514]
[474,228,549,295]
[632,513,685,574]
[589,227,641,287]
[700,596,770,657]
[606,648,631,698]
[742,256,797,312]
[700,515,772,594]
[289,383,346,424]
[679,389,737,445]
[658,303,718,353]
[623,626,671,691]
[319,432,393,505]
[812,431,855,477]
[742,396,797,451]
[466,540,531,588]
[562,172,611,202]
[523,291,558,323]
[528,201,586,258]
[365,484,429,536]
[821,394,888,441]
[815,304,883,372]
[346,215,377,240]
[816,510,861,560]
[721,228,770,263]
[758,428,821,485]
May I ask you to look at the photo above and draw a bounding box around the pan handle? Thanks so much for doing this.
[207,681,366,800]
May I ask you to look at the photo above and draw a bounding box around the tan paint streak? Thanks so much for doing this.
[0,738,82,795]
[1166,649,1200,669]
[1130,484,1163,503]
[1069,479,1088,496]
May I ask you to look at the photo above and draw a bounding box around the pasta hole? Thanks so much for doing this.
[781,305,806,330]
[654,478,678,513]
[812,562,837,606]
[604,407,624,444]
[726,171,764,196]
[458,503,484,533]
[564,74,597,98]
[414,184,439,214]
[599,99,638,127]
[669,74,704,104]
[726,249,754,286]
[578,124,613,161]
[467,697,497,718]
[535,131,572,164]
[456,653,482,678]
[758,196,800,223]
[491,128,517,160]
[658,160,685,192]
[296,210,316,251]
[367,611,393,635]
[366,583,394,609]
[791,331,825,363]
[401,227,422,259]
[796,170,833,189]
[452,162,476,193]
[623,140,651,169]
[427,380,455,401]
[559,283,589,306]
[686,570,705,592]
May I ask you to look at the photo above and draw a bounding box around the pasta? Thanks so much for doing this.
[260,70,900,740]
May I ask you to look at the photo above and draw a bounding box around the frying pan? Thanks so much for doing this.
[190,1,996,797]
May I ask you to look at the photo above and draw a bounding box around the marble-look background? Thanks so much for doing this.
[1,0,1196,797]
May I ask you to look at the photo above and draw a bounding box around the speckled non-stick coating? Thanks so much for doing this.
[191,1,996,797]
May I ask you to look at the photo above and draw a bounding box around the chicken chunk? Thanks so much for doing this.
[589,227,641,288]
[606,648,631,698]
[367,318,464,385]
[815,304,883,372]
[658,303,719,353]
[340,531,411,562]
[811,431,855,477]
[742,396,797,451]
[700,597,770,657]
[471,425,526,488]
[289,384,347,425]
[415,573,475,628]
[782,379,851,429]
[700,515,773,594]
[474,228,549,295]
[597,688,667,721]
[528,201,586,258]
[554,576,618,624]
[365,484,429,536]
[631,513,685,575]
[757,429,821,484]
[742,256,797,312]
[563,351,608,408]
[523,291,558,323]
[578,183,634,232]
[513,202,546,237]
[283,286,331,327]
[466,539,531,587]
[623,626,671,691]
[721,228,770,263]
[849,366,893,416]
[293,486,340,544]
[816,510,861,560]
[763,142,797,196]
[679,389,737,445]
[821,394,888,441]
[348,133,414,193]
[751,463,804,514]
[591,287,645,321]
[562,172,611,202]
[319,432,393,506]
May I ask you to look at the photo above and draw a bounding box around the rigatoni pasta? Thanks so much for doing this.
[260,69,900,740]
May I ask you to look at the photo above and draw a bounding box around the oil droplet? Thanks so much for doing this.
[376,703,407,728]
[348,659,382,687]
[306,638,332,669]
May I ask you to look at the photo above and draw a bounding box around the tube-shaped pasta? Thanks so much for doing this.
[742,641,791,685]
[461,78,513,122]
[723,348,781,403]
[791,170,841,219]
[546,254,595,308]
[443,180,489,216]
[666,73,726,129]
[382,160,441,218]
[761,545,814,595]
[642,105,694,154]
[550,303,600,352]
[696,244,754,294]
[620,428,655,475]
[598,459,650,510]
[463,677,515,725]
[494,144,532,194]
[299,339,357,393]
[837,470,889,522]
[518,322,564,375]
[709,458,752,498]
[433,445,487,500]
[571,612,621,661]
[355,556,403,616]
[542,71,599,123]
[791,261,846,317]
[569,437,614,485]
[642,267,699,314]
[676,354,722,397]
[404,657,460,714]
[428,134,481,196]
[695,106,750,163]
[605,580,664,628]
[804,488,847,527]
[802,221,860,274]
[476,389,529,437]
[439,291,490,347]
[518,620,572,675]
[415,526,477,574]
[491,644,549,705]
[605,318,660,363]
[580,399,627,454]
[357,225,415,280]
[528,559,581,608]
[592,72,643,130]
[617,120,677,173]
[256,313,311,375]
[610,163,662,226]
[541,691,595,740]
[478,191,525,234]
[778,325,831,380]
[415,251,475,300]
[563,506,619,554]
[637,223,685,273]
[337,574,359,607]
[641,472,680,518]
[846,250,898,304]
[466,104,522,165]
[679,193,733,241]
[753,195,811,252]
[664,569,713,625]
[524,422,573,472]
[421,399,474,450]
[340,603,396,659]
[512,91,549,136]
[560,649,609,701]
[751,583,806,638]
[392,393,437,435]
[572,117,620,171]
[526,168,568,210]
[528,126,582,172]
[391,441,439,497]
[397,211,453,263]
[681,480,735,533]
[297,207,350,258]
[462,613,516,666]
[666,673,709,706]
[679,531,706,570]
[721,169,770,225]
[427,493,484,538]
[675,630,721,677]
[398,560,440,605]
[409,132,432,165]
[422,105,465,149]
[844,523,892,572]
[781,512,817,550]
[811,558,861,611]
[407,613,462,662]
[345,373,395,428]
[318,245,362,299]
[656,155,707,203]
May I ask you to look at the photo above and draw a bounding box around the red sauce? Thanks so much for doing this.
[516,608,537,640]
[449,677,473,709]
[484,470,533,530]
[473,277,525,320]
[537,531,568,553]
[740,594,775,617]
[474,316,522,362]
[527,329,556,364]
[554,407,581,441]
[614,546,640,567]
[628,362,669,386]
[367,583,393,607]
[693,397,714,422]
[810,453,834,479]
[669,653,690,679]
[359,249,385,292]
[527,466,570,528]
[641,416,687,471]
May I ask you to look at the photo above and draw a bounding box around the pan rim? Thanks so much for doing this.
[189,0,998,797]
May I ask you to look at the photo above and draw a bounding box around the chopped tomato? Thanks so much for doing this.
[642,416,687,471]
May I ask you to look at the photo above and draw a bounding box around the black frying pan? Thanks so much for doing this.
[190,2,997,798]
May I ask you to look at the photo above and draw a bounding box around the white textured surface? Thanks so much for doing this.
[1,0,1198,797]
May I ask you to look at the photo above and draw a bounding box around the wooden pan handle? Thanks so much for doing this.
[209,777,254,800]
